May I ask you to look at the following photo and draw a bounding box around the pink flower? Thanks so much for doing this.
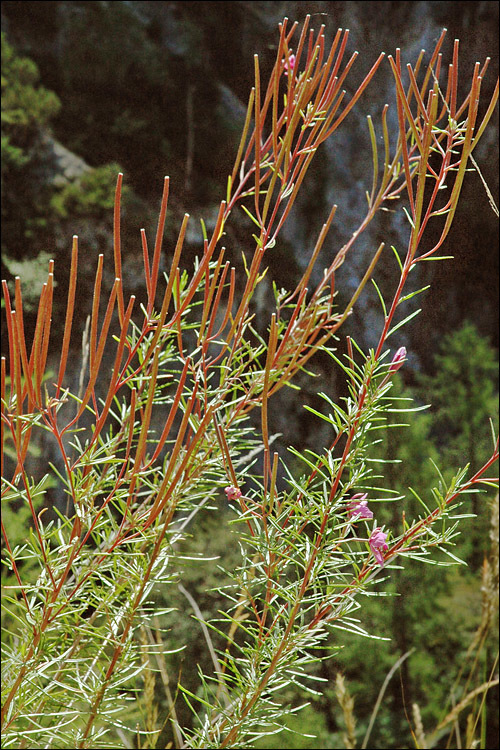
[224,486,242,501]
[369,528,389,566]
[389,346,407,373]
[284,53,296,77]
[346,493,374,520]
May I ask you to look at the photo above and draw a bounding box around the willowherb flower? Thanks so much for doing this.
[346,493,374,520]
[369,528,389,566]
[389,346,407,373]
[283,53,296,77]
[225,486,242,501]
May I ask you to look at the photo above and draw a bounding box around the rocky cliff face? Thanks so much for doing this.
[2,1,498,451]
[218,2,499,367]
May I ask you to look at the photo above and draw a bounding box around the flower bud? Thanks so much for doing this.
[224,486,242,501]
[389,346,406,373]
[284,53,296,77]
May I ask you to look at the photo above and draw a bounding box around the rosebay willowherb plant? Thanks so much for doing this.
[1,17,498,750]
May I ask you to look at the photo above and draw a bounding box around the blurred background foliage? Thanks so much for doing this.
[1,2,498,748]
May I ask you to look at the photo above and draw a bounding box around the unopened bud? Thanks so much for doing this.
[283,53,296,77]
[389,346,406,373]
[224,486,242,501]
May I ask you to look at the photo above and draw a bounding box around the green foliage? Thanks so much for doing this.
[419,322,498,568]
[1,32,60,163]
[41,1,235,201]
[253,703,333,748]
[418,321,499,473]
[321,326,499,747]
[49,162,126,219]
[2,251,56,312]
[1,33,61,262]
[1,33,134,316]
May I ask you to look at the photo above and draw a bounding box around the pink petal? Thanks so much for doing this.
[389,347,407,373]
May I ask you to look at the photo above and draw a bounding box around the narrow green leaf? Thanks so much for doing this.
[386,308,421,337]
